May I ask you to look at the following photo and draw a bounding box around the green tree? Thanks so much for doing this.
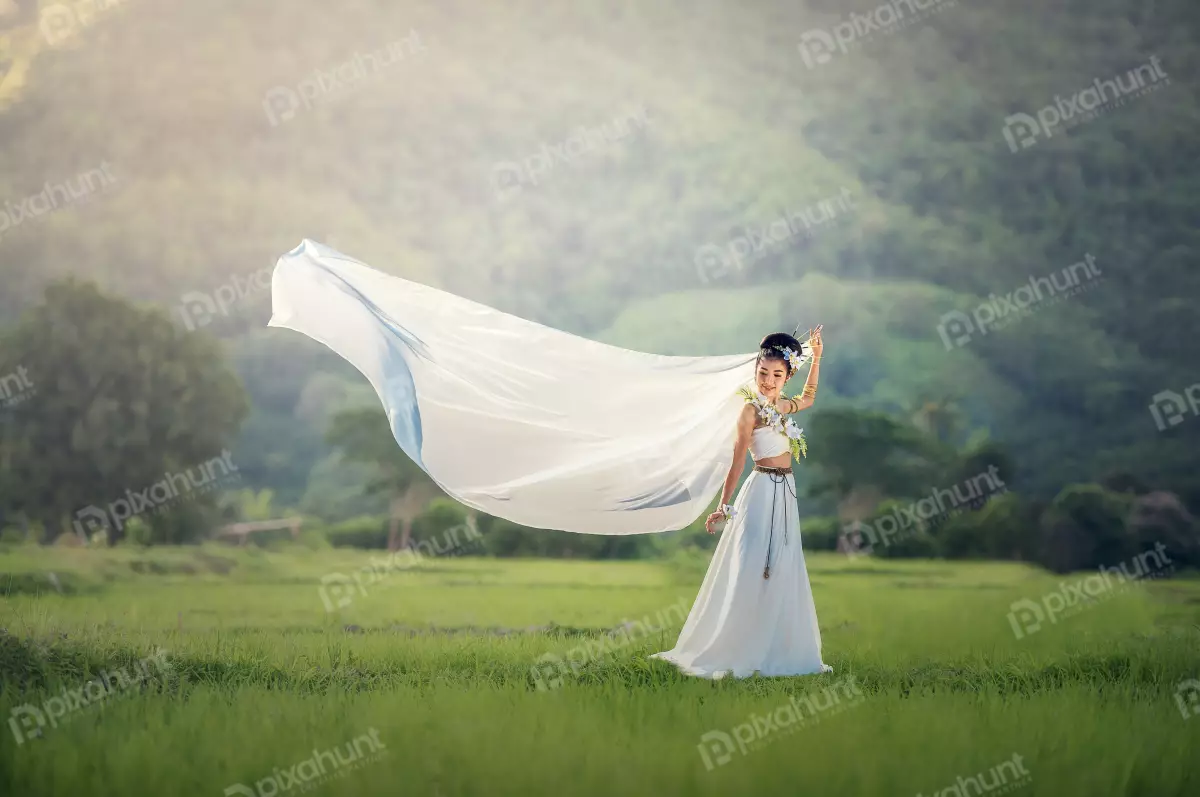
[325,406,442,550]
[1038,484,1137,573]
[0,279,249,543]
[804,407,954,510]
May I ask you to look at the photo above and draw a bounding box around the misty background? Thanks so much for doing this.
[0,0,1197,570]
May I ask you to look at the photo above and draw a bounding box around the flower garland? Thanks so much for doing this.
[737,386,808,460]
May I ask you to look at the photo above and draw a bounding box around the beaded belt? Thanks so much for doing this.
[754,464,792,476]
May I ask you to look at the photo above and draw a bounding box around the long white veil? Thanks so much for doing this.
[268,239,773,535]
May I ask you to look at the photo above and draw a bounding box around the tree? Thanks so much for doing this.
[218,487,276,523]
[1037,484,1136,573]
[0,279,249,543]
[909,393,966,448]
[325,406,442,551]
[1127,492,1198,568]
[804,407,954,514]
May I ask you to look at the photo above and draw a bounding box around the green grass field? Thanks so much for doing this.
[2,544,1199,796]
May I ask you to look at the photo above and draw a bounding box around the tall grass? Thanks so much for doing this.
[1,545,1198,796]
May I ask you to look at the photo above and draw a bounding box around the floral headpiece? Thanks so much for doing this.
[759,342,811,375]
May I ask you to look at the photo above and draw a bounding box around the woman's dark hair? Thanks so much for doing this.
[757,332,803,376]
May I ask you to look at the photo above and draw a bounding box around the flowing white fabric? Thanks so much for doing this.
[652,469,831,678]
[268,239,760,535]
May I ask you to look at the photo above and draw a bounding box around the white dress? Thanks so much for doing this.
[652,420,831,678]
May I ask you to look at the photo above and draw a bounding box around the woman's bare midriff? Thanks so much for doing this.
[754,455,793,470]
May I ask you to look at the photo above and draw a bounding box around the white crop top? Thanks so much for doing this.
[749,425,791,460]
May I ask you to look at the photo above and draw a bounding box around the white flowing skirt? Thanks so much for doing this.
[652,469,831,678]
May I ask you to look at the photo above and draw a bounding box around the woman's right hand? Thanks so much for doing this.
[807,324,824,358]
[705,511,724,534]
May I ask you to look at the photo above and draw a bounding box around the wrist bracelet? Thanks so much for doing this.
[718,503,737,518]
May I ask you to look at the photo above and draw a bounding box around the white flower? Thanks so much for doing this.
[785,422,804,440]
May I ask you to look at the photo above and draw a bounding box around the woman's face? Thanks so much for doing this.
[756,357,789,398]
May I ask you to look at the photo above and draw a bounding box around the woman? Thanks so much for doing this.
[652,329,831,679]
[269,240,829,678]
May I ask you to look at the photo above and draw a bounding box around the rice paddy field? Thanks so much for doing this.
[1,544,1198,796]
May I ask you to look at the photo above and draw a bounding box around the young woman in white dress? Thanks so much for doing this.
[652,328,831,679]
[270,241,831,678]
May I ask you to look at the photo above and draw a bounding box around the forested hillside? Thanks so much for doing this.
[1,0,1197,517]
